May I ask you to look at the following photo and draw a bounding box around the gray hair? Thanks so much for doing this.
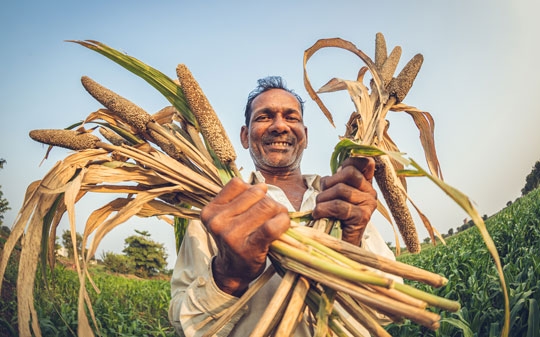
[244,76,304,126]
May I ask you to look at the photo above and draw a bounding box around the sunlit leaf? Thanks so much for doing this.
[68,40,197,127]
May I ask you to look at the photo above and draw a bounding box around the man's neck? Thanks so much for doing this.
[257,167,302,185]
[257,168,307,211]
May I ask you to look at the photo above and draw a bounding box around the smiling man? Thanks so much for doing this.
[169,76,396,336]
[242,87,307,174]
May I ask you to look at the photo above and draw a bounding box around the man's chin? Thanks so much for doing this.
[260,160,300,172]
[250,150,303,172]
[263,157,294,167]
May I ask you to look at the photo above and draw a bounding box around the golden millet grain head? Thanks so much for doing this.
[81,76,151,134]
[176,64,236,163]
[375,32,388,69]
[380,46,402,86]
[387,53,424,103]
[99,127,128,146]
[29,129,100,150]
[148,129,184,162]
[374,156,420,253]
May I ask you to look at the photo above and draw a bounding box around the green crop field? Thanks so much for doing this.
[0,257,175,336]
[388,188,540,337]
[1,188,539,336]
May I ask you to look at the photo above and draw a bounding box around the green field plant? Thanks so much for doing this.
[386,188,540,336]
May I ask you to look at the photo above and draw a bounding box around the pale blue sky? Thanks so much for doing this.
[1,1,539,266]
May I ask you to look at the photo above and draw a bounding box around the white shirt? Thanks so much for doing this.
[168,172,397,336]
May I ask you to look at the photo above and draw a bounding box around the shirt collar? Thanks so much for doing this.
[247,171,321,191]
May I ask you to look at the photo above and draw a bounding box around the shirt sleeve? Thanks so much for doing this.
[168,220,247,336]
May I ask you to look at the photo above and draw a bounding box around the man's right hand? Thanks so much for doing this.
[200,177,290,297]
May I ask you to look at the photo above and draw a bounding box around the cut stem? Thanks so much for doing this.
[274,276,310,336]
[291,226,446,287]
[249,271,298,337]
[202,265,276,337]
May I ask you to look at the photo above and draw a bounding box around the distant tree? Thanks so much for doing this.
[458,220,474,232]
[62,230,83,259]
[506,200,512,207]
[101,251,133,274]
[447,228,454,236]
[0,158,10,227]
[423,237,431,244]
[54,237,62,254]
[0,225,10,237]
[123,230,167,278]
[522,160,540,195]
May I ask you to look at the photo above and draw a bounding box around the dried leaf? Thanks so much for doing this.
[304,37,387,128]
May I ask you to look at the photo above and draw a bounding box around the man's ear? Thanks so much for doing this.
[240,125,249,149]
[304,126,308,149]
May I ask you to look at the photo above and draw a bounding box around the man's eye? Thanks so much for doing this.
[255,115,270,122]
[286,116,301,122]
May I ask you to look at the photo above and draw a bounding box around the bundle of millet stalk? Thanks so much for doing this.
[21,36,465,337]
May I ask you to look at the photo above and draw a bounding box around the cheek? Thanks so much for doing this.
[296,131,308,148]
[248,126,264,141]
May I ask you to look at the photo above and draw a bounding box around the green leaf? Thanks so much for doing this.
[439,317,473,337]
[397,169,425,177]
[174,214,190,254]
[527,299,539,337]
[330,139,386,174]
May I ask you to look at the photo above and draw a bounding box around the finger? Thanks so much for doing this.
[342,156,375,182]
[313,198,372,246]
[320,165,366,191]
[234,196,289,234]
[312,199,376,225]
[212,178,266,205]
[313,199,353,221]
[322,157,375,189]
[247,212,291,248]
[225,183,269,215]
[202,183,269,230]
[316,183,377,204]
[217,209,289,274]
[316,183,353,203]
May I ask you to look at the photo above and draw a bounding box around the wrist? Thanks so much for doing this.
[341,226,366,246]
[212,258,250,297]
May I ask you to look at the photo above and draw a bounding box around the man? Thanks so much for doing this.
[169,76,396,336]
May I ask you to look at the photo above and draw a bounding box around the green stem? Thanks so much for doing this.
[271,239,392,288]
[285,229,384,280]
[393,282,461,312]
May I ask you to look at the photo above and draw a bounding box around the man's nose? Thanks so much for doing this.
[269,115,289,133]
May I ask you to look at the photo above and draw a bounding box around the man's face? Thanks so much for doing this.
[240,89,308,173]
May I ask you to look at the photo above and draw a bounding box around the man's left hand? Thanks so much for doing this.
[312,157,377,246]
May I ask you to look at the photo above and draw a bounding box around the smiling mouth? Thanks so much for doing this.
[266,141,291,148]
